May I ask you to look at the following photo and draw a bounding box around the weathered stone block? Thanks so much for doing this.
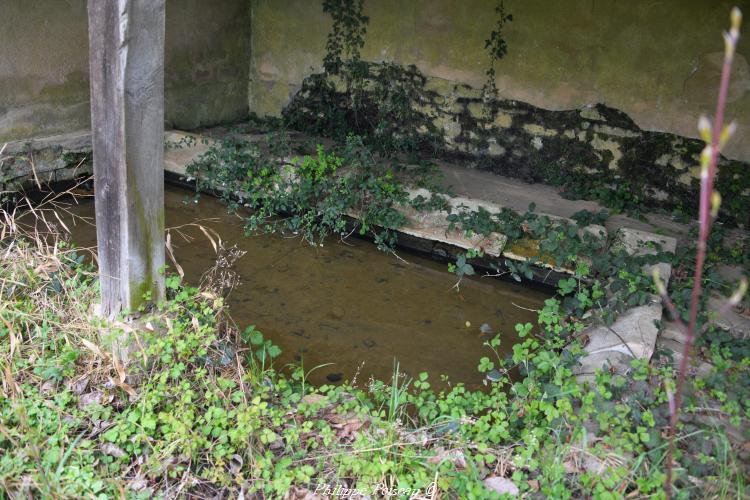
[522,124,557,137]
[423,77,455,97]
[575,226,676,381]
[493,113,513,129]
[467,102,485,119]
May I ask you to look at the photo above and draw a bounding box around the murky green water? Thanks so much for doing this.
[66,185,549,389]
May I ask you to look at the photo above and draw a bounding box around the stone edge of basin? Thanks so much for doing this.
[159,132,606,278]
[2,130,93,186]
[396,186,607,271]
[6,130,677,379]
[161,131,678,379]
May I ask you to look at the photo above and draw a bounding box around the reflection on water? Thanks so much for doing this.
[66,185,550,389]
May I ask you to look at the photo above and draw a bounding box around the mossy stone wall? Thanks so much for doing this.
[285,63,750,225]
[0,0,251,143]
[249,0,750,163]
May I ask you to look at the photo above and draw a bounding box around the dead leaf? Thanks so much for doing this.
[3,364,20,397]
[427,448,466,469]
[581,454,608,475]
[101,442,126,458]
[41,380,56,394]
[269,438,284,450]
[337,420,367,441]
[327,412,369,441]
[78,390,114,408]
[563,458,579,473]
[483,476,519,496]
[66,375,90,395]
[128,476,148,491]
[108,376,137,398]
[301,394,326,405]
[81,339,105,359]
[110,353,137,396]
[1,316,17,358]
[112,353,127,383]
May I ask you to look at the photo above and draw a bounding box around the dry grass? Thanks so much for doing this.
[0,181,102,399]
[0,180,256,496]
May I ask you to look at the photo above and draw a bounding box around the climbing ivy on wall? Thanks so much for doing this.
[321,0,370,133]
[280,0,750,225]
[482,1,513,107]
[283,0,442,157]
[321,0,368,76]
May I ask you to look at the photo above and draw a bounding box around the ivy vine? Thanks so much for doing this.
[482,1,513,107]
[322,0,369,76]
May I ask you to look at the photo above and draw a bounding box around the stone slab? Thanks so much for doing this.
[708,295,750,340]
[582,301,662,360]
[3,130,91,155]
[435,161,691,242]
[164,131,213,177]
[655,320,713,378]
[399,187,606,270]
[575,228,677,380]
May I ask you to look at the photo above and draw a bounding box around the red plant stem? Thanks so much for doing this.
[664,27,738,498]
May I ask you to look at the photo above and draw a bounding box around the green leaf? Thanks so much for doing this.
[267,345,282,359]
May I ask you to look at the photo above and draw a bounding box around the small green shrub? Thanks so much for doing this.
[187,135,411,251]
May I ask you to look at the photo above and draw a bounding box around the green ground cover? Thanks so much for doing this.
[1,177,747,498]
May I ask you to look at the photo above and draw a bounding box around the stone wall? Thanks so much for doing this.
[284,63,750,225]
[249,0,750,163]
[0,0,250,143]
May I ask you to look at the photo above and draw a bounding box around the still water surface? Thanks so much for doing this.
[66,185,549,389]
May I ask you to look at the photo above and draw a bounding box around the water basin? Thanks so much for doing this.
[65,185,550,389]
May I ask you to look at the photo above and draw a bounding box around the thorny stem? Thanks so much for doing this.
[660,8,744,498]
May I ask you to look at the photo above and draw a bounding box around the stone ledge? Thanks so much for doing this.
[3,130,92,155]
[161,131,608,284]
[6,130,685,368]
[2,130,208,190]
[655,320,714,378]
[708,295,750,340]
[2,131,93,189]
[398,187,607,273]
[164,131,213,177]
[575,228,677,382]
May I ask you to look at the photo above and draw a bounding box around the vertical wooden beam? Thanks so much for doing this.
[88,0,166,318]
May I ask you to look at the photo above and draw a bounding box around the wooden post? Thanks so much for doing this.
[87,0,166,318]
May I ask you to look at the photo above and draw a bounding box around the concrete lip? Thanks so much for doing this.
[4,129,680,380]
[159,131,678,379]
